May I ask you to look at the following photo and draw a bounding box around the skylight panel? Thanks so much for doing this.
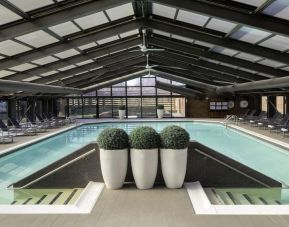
[281,66,289,72]
[258,35,289,51]
[0,70,15,78]
[78,42,98,50]
[9,63,37,72]
[0,40,31,56]
[152,3,177,19]
[105,3,134,21]
[32,56,59,65]
[176,10,209,26]
[152,30,170,37]
[263,0,289,21]
[22,76,41,82]
[231,0,267,7]
[15,30,58,48]
[258,59,286,68]
[212,47,239,56]
[230,26,271,44]
[119,30,139,38]
[54,49,80,59]
[8,0,54,12]
[74,11,108,30]
[234,52,262,62]
[49,21,81,37]
[171,35,194,43]
[97,36,119,45]
[58,65,76,71]
[219,62,238,69]
[205,18,237,34]
[0,5,22,26]
[194,40,214,48]
[76,60,94,66]
[41,70,58,77]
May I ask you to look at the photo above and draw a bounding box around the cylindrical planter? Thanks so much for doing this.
[130,148,158,189]
[100,149,128,189]
[118,110,126,119]
[157,109,164,119]
[160,148,187,189]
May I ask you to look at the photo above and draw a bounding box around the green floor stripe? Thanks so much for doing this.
[64,189,78,205]
[49,192,63,205]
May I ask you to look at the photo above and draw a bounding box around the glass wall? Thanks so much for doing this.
[66,75,186,118]
[276,96,285,114]
[261,96,267,112]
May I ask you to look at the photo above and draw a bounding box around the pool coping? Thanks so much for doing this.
[186,181,289,215]
[0,182,104,214]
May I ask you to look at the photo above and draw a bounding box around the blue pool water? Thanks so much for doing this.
[1,121,289,190]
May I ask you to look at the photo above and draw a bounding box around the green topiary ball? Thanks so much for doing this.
[160,125,190,149]
[130,126,160,149]
[97,128,129,150]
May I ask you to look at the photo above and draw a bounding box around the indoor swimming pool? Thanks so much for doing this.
[1,121,289,193]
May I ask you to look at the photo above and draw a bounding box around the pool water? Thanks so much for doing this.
[1,121,289,194]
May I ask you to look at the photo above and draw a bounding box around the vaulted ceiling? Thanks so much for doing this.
[1,0,289,96]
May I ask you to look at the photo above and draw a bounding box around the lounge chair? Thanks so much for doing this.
[242,111,266,124]
[267,114,289,133]
[0,133,13,144]
[238,109,257,123]
[251,112,282,128]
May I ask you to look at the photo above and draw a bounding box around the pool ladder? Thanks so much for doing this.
[223,115,238,128]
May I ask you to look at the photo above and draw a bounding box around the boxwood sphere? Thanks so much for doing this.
[160,125,190,149]
[129,126,160,149]
[97,128,129,150]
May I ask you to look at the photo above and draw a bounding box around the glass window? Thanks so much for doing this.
[142,77,155,86]
[97,88,111,96]
[83,98,97,118]
[157,88,170,96]
[98,98,112,118]
[56,98,66,117]
[172,97,186,117]
[127,87,141,96]
[158,97,172,117]
[69,98,83,118]
[112,98,126,118]
[142,87,156,96]
[261,96,267,112]
[127,78,140,86]
[276,96,284,114]
[112,87,126,96]
[142,98,156,118]
[127,98,141,118]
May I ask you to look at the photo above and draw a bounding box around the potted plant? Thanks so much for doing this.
[130,126,160,189]
[160,125,190,188]
[97,128,129,189]
[118,105,126,119]
[157,104,164,119]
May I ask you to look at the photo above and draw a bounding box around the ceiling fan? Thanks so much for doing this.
[131,29,165,53]
[133,54,188,71]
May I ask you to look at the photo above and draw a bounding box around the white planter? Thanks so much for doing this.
[100,149,128,189]
[118,110,126,119]
[157,109,164,119]
[160,148,188,189]
[130,148,158,189]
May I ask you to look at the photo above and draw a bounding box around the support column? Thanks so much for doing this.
[7,100,16,125]
[27,97,36,122]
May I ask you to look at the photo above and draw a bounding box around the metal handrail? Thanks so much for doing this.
[7,148,96,190]
[223,115,238,127]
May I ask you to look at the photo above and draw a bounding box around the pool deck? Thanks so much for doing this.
[1,118,289,226]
